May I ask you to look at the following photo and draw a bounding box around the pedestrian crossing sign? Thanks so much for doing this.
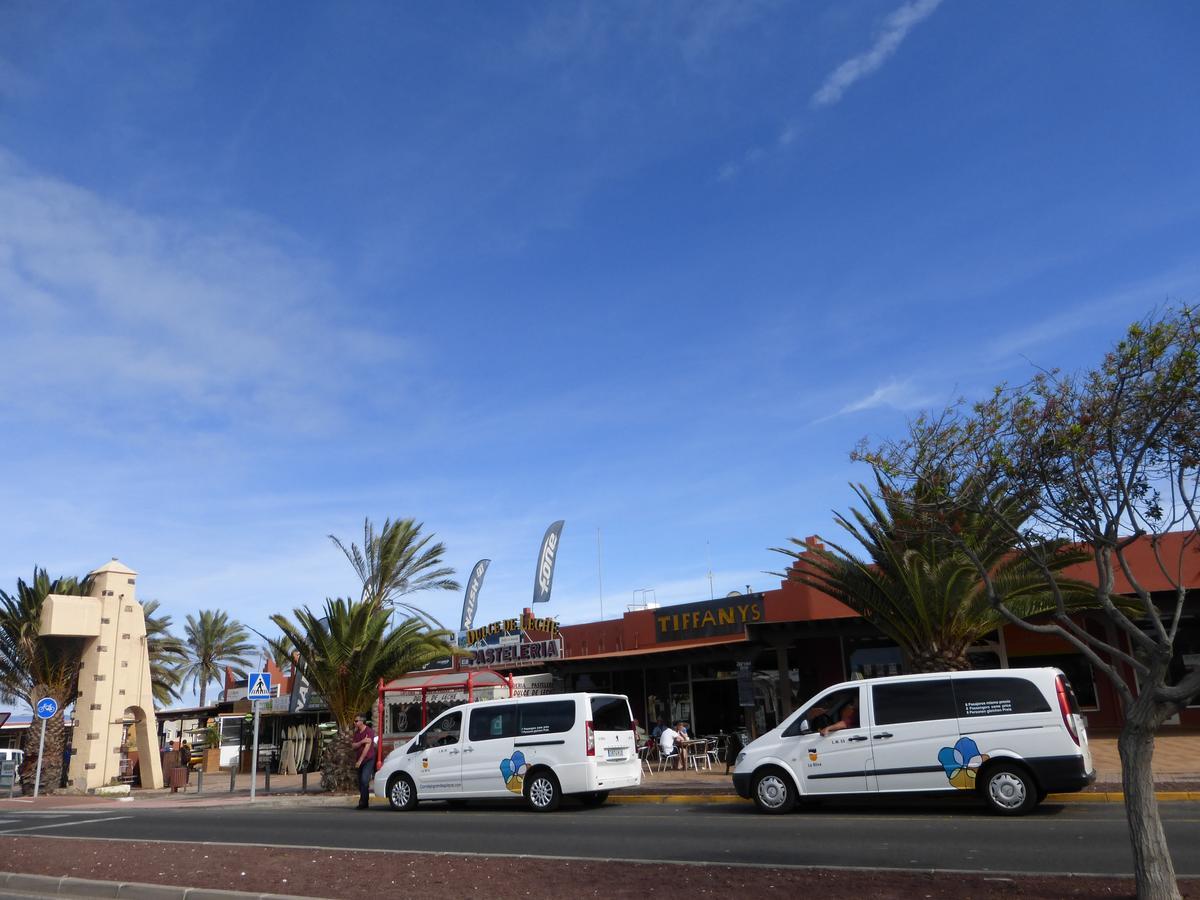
[247,672,272,700]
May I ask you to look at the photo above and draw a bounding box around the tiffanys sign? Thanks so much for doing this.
[653,595,764,643]
[461,611,562,669]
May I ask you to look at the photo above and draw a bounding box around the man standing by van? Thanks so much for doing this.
[352,714,376,810]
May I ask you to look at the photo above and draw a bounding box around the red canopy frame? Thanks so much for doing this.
[376,669,514,765]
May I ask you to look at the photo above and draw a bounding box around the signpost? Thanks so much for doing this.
[246,673,271,801]
[33,696,58,799]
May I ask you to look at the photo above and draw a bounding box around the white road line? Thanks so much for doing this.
[0,815,131,834]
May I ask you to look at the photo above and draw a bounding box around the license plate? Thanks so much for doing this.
[606,747,626,759]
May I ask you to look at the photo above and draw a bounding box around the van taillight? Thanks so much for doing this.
[1056,676,1080,746]
[585,720,595,756]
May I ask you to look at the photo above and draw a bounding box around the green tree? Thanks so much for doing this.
[774,473,1093,672]
[0,569,92,793]
[330,518,460,622]
[181,609,254,707]
[142,599,188,707]
[268,597,461,791]
[861,306,1200,899]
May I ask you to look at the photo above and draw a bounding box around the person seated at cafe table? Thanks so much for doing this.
[659,722,684,768]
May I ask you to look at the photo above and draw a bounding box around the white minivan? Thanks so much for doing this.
[374,692,641,812]
[733,668,1094,815]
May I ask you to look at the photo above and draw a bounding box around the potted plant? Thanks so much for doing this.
[202,723,222,772]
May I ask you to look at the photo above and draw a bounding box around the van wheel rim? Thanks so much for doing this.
[757,775,788,808]
[391,779,410,807]
[989,772,1026,809]
[530,777,554,807]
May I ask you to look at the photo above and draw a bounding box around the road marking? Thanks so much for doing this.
[0,815,132,834]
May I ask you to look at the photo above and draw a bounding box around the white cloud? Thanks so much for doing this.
[811,0,944,108]
[813,377,933,424]
[0,149,410,437]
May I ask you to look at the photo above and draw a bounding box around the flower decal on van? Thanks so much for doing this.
[500,750,527,794]
[938,736,989,790]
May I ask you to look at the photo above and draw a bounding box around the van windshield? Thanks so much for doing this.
[590,695,632,731]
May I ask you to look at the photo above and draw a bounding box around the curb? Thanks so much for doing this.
[611,791,1200,805]
[0,872,314,900]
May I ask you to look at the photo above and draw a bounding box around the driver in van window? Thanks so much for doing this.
[820,702,858,737]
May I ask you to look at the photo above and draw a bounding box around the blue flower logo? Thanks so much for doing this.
[937,736,989,790]
[499,750,527,794]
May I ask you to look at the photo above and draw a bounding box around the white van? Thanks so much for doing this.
[732,668,1094,815]
[373,692,641,812]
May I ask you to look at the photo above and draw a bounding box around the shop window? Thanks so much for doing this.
[953,677,1051,717]
[1010,655,1099,709]
[518,700,575,735]
[469,705,516,741]
[873,679,956,725]
[848,644,903,679]
[1166,619,1200,708]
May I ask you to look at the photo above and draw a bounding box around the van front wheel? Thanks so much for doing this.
[525,770,562,812]
[388,773,417,811]
[753,767,796,814]
[982,764,1037,816]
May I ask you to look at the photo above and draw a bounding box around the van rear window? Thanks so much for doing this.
[590,695,632,731]
[953,677,1051,717]
[518,700,576,735]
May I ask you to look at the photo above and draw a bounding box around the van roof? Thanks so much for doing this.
[829,667,1062,691]
[441,691,627,713]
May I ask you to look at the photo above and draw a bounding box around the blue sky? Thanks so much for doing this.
[2,1,1198,691]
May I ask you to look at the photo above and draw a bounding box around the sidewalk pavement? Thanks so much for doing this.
[3,731,1196,812]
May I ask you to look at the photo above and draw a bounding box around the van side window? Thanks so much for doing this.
[469,705,517,741]
[784,688,859,737]
[872,679,956,726]
[518,700,576,735]
[953,677,1051,717]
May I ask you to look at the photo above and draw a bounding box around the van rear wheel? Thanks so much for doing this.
[752,767,796,814]
[388,773,417,811]
[982,764,1037,816]
[525,770,562,812]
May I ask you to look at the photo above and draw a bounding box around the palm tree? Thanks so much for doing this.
[182,610,255,706]
[0,568,92,793]
[260,635,293,675]
[774,472,1094,672]
[329,517,460,623]
[268,597,462,791]
[142,599,188,707]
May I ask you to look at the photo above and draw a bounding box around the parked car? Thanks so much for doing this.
[374,692,641,812]
[732,668,1094,815]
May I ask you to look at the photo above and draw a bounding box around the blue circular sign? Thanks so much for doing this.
[35,697,58,720]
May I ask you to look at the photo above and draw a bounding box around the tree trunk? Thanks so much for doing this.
[199,679,208,708]
[1119,714,1181,900]
[320,727,357,792]
[19,685,66,795]
[907,647,974,673]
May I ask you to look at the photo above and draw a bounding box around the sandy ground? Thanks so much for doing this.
[3,837,1198,899]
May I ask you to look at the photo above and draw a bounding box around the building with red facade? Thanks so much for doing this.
[546,533,1200,737]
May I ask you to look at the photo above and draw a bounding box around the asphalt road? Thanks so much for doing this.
[2,799,1199,877]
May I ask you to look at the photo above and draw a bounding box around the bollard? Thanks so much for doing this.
[196,770,204,794]
[229,766,236,793]
[264,767,270,793]
[301,770,308,793]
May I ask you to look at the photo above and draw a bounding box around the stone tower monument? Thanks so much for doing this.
[40,559,164,791]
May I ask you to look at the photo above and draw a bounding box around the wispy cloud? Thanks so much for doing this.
[811,0,944,108]
[814,377,933,423]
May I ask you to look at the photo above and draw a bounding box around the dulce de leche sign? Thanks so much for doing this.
[654,596,763,642]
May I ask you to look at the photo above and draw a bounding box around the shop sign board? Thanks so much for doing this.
[460,637,563,669]
[654,596,764,643]
[736,661,756,707]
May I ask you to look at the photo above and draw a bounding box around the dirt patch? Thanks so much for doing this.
[3,837,1198,899]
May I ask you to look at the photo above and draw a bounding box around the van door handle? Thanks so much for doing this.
[847,735,869,742]
[447,748,459,755]
[873,733,893,740]
[461,747,474,753]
